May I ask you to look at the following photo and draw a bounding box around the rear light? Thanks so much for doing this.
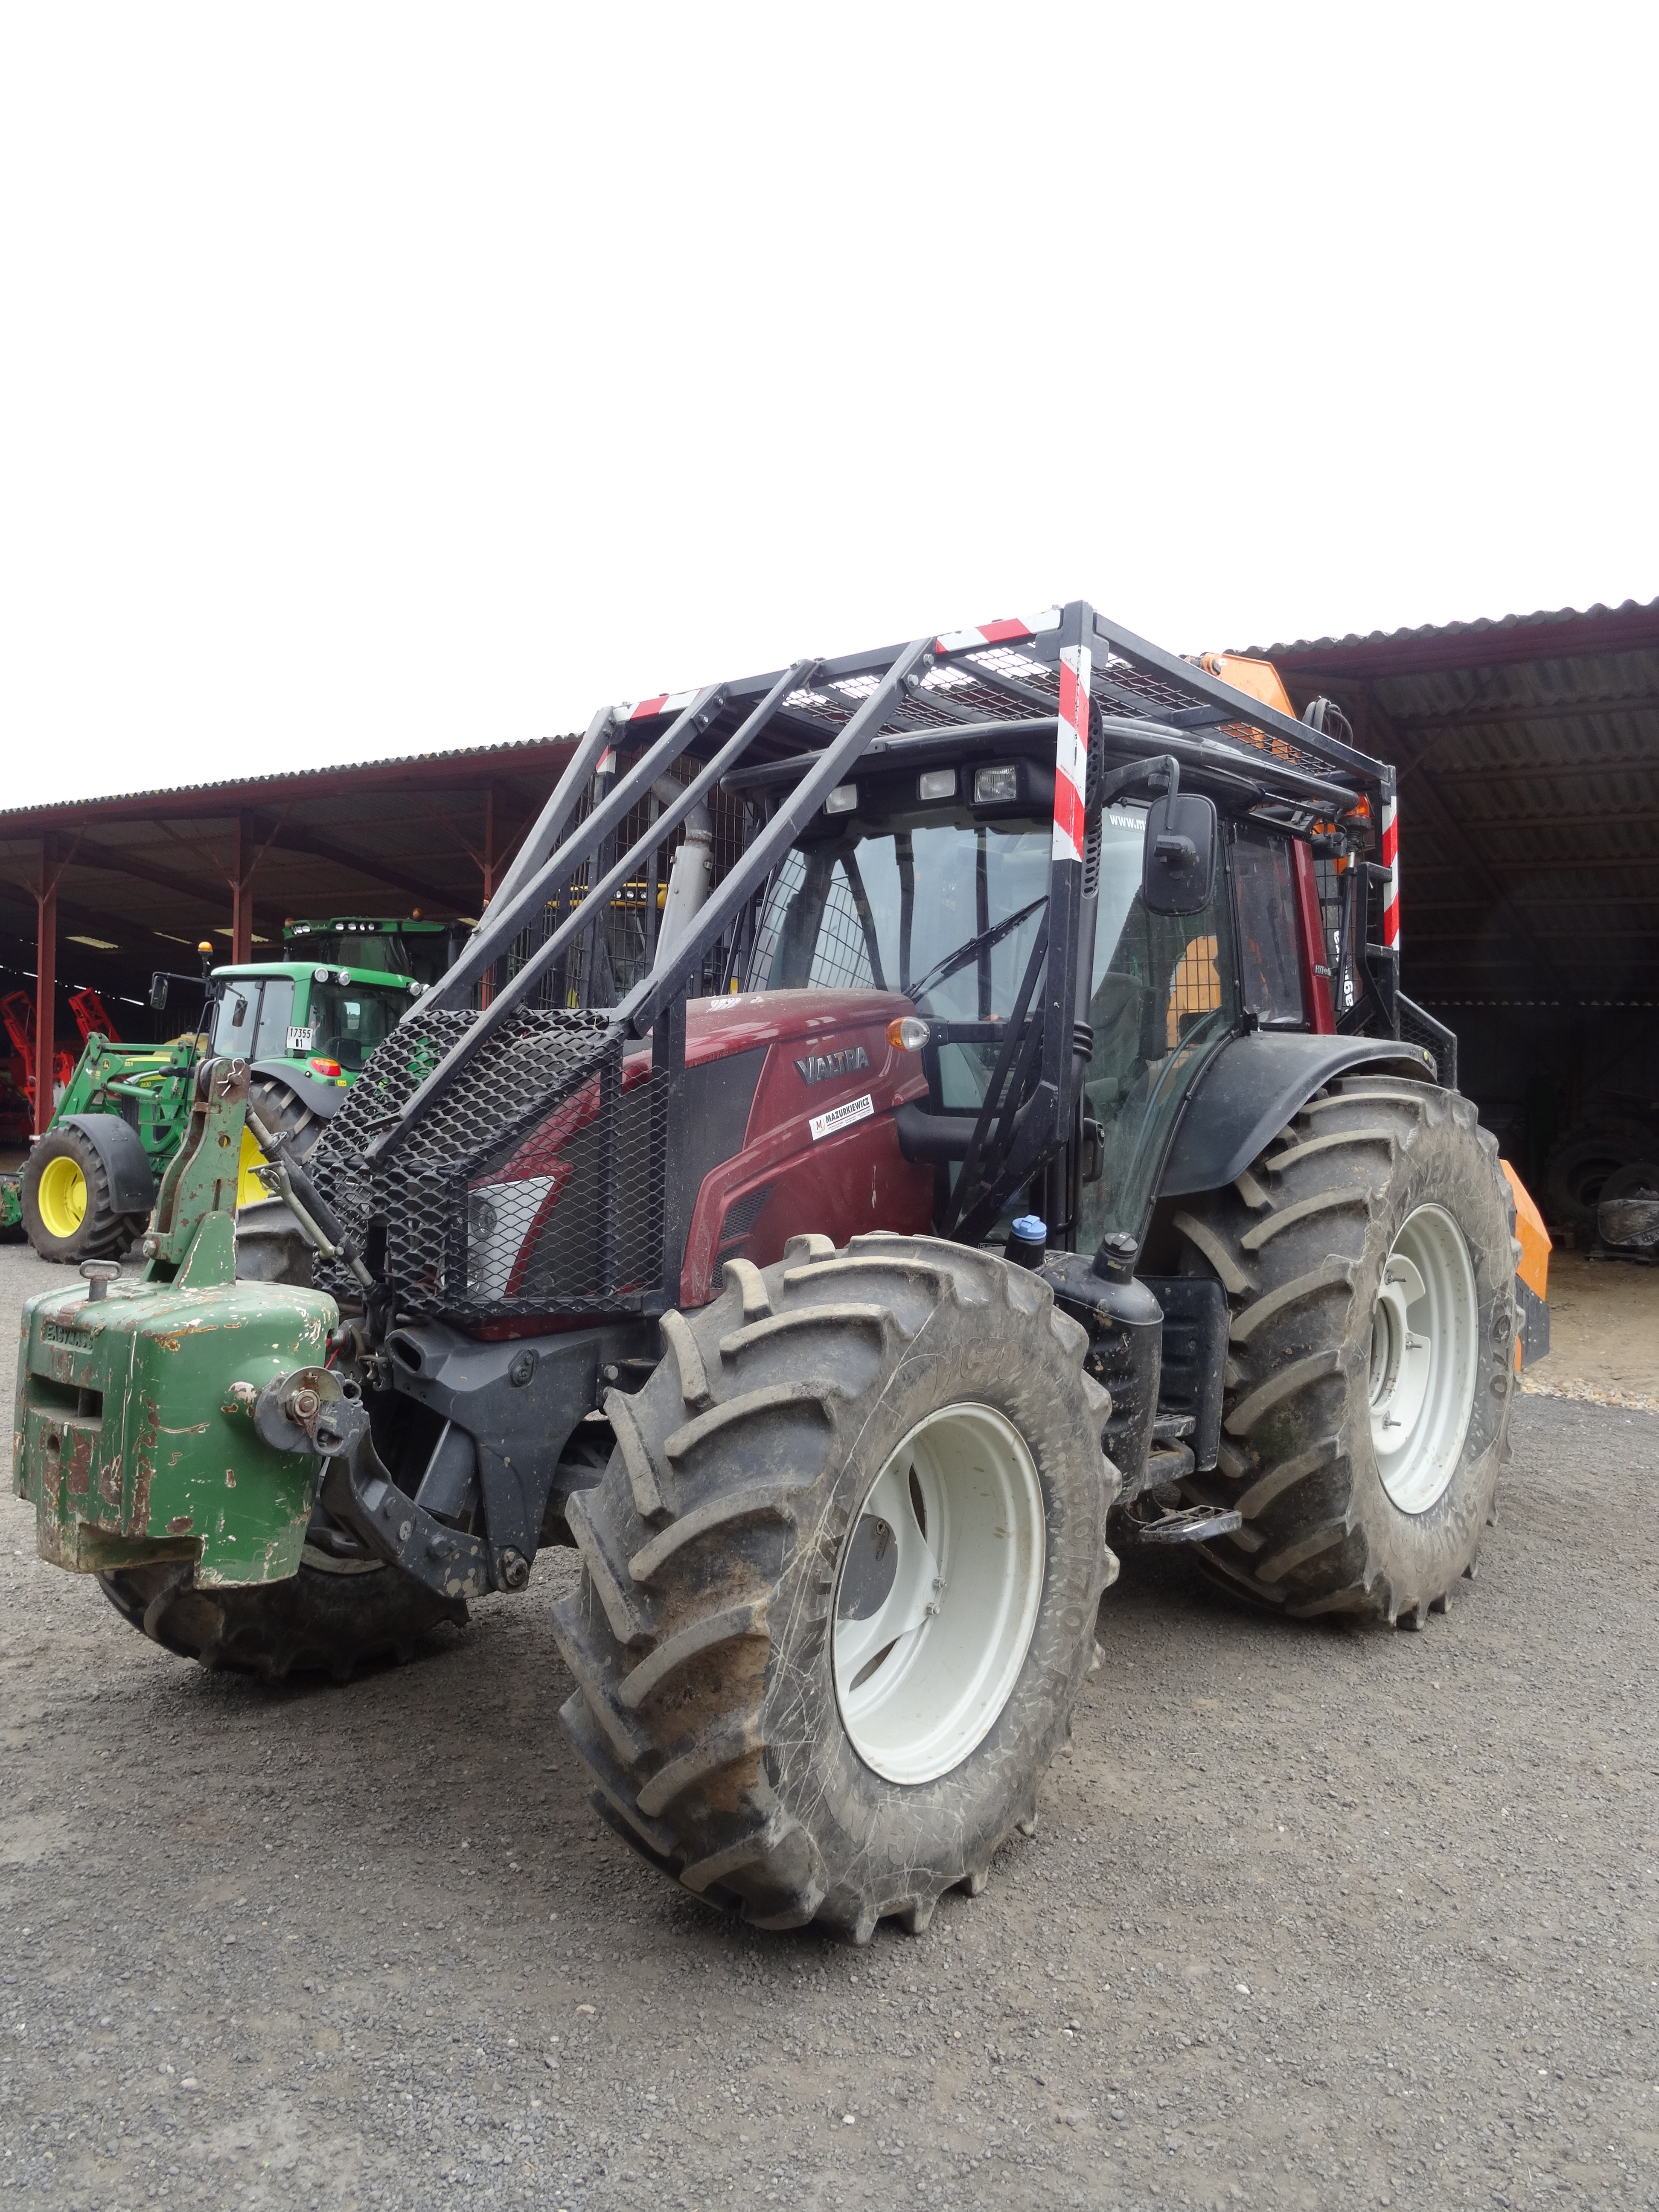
[825,783,857,814]
[974,764,1019,804]
[309,1057,343,1079]
[918,768,956,800]
[887,1017,930,1052]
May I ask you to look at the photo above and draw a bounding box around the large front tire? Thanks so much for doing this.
[98,1556,467,1679]
[553,1233,1117,1939]
[1170,1076,1518,1626]
[22,1126,144,1263]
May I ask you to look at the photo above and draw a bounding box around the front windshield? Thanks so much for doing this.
[1077,803,1235,1246]
[751,797,1237,1246]
[753,812,1050,1106]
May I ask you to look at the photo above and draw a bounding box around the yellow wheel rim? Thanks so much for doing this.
[236,1123,269,1208]
[37,1154,88,1239]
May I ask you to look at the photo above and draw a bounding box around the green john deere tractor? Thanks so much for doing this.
[11,919,446,1266]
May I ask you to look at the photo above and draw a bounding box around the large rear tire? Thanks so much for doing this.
[1169,1076,1518,1626]
[22,1125,143,1263]
[98,1555,466,1679]
[553,1232,1116,1939]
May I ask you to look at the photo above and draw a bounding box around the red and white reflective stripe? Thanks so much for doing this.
[1052,643,1091,865]
[1380,793,1400,949]
[595,747,616,776]
[614,687,701,723]
[933,606,1062,655]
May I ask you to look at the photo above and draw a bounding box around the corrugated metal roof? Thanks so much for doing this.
[0,734,581,1004]
[1249,594,1659,664]
[0,732,581,825]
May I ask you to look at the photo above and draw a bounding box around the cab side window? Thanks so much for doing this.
[1076,804,1238,1248]
[252,978,295,1061]
[1231,826,1305,1028]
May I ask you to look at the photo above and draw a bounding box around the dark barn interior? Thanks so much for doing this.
[0,739,573,1153]
[1258,597,1659,1236]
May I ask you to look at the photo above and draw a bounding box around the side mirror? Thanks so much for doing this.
[148,974,169,1012]
[1143,792,1218,917]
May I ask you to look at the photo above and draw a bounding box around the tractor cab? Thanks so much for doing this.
[735,728,1353,1304]
[208,961,424,1079]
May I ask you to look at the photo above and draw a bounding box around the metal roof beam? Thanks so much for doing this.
[1389,690,1659,733]
[0,875,197,960]
[1420,807,1659,834]
[244,814,454,909]
[1408,852,1659,876]
[1406,926,1659,940]
[1408,894,1655,911]
[1423,758,1659,788]
[58,835,226,912]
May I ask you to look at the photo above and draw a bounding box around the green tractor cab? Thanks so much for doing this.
[282,914,464,988]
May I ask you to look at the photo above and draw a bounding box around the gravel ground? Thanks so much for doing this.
[3,1237,1658,2212]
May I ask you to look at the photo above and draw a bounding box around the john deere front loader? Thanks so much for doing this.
[13,928,434,1267]
[14,601,1549,1941]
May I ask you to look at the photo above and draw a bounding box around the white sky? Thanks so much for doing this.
[3,2,1654,809]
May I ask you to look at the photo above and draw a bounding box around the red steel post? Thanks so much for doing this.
[34,835,57,1134]
[232,812,255,965]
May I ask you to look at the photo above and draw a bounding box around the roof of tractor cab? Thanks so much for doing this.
[617,605,1391,820]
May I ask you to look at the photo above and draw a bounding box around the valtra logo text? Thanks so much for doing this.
[794,1045,870,1086]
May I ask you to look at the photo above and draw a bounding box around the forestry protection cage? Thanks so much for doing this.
[306,602,1399,1327]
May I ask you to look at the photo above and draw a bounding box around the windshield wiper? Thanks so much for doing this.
[906,894,1048,1010]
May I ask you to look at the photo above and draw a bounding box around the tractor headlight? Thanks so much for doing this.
[887,1016,930,1052]
[974,764,1019,805]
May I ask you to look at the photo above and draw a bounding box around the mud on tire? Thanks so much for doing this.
[1170,1076,1519,1626]
[553,1232,1117,1940]
[98,1557,466,1679]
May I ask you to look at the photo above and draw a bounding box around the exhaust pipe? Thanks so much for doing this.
[651,776,714,969]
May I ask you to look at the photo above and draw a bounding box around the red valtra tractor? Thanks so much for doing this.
[15,601,1548,1944]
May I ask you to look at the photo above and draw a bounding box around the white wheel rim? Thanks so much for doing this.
[1368,1203,1479,1514]
[832,1403,1044,1786]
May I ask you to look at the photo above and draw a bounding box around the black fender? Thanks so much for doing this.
[1158,1031,1437,1199]
[249,1059,348,1120]
[54,1112,157,1216]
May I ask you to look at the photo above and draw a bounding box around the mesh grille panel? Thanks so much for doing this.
[309,1006,664,1321]
[1397,994,1457,1090]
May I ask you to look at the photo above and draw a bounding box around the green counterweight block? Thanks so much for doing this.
[13,1273,339,1586]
